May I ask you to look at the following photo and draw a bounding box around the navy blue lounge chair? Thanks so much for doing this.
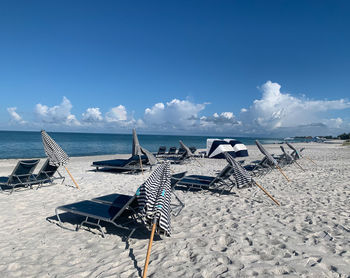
[156,146,166,156]
[92,155,149,173]
[55,193,139,239]
[176,164,235,193]
[92,172,187,217]
[0,159,40,194]
[30,159,65,187]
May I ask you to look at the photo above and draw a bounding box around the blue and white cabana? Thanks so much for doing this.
[206,138,248,159]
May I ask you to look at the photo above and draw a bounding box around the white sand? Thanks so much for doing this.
[0,142,349,277]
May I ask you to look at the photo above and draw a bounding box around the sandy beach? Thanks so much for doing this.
[0,142,349,277]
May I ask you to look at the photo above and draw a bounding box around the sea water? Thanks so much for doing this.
[0,130,293,159]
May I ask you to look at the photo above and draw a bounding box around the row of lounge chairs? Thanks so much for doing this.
[155,146,197,157]
[0,159,64,194]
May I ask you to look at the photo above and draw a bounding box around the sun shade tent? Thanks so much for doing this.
[206,139,236,159]
[226,139,249,157]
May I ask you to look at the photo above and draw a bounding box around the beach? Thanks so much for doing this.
[0,142,349,277]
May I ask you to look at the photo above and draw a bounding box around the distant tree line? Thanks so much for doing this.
[338,133,350,140]
[294,133,350,140]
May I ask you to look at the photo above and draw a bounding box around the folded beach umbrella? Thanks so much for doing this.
[255,140,290,182]
[132,129,157,172]
[41,130,79,189]
[224,152,280,206]
[137,162,171,278]
[179,140,192,158]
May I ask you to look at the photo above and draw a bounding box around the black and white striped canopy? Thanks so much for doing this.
[41,130,69,166]
[255,140,277,166]
[137,162,172,236]
[224,152,253,188]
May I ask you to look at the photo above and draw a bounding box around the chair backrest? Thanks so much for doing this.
[157,146,166,155]
[170,171,187,188]
[177,147,186,155]
[9,159,40,183]
[35,159,59,180]
[189,146,197,154]
[168,147,177,155]
[217,164,233,180]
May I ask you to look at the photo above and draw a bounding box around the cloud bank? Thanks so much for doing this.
[5,81,350,136]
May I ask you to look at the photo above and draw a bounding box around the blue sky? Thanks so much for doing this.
[1,0,349,136]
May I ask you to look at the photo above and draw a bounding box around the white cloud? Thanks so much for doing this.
[82,108,103,123]
[7,107,26,124]
[35,97,80,126]
[105,105,128,122]
[144,99,206,129]
[241,81,350,133]
[200,112,240,126]
[240,108,248,113]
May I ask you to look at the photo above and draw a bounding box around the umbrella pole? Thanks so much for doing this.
[276,165,290,182]
[254,181,280,206]
[294,161,305,171]
[139,155,144,174]
[143,220,157,278]
[304,156,317,165]
[64,166,80,189]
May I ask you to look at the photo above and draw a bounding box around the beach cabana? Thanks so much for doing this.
[206,139,236,159]
[225,139,249,157]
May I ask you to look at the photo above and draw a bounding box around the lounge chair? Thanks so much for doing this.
[176,164,236,193]
[0,159,40,194]
[30,159,65,187]
[92,172,187,217]
[167,147,177,155]
[92,155,149,173]
[156,146,166,156]
[170,172,187,216]
[55,193,140,239]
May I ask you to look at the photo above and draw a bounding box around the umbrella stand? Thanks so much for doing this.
[254,181,280,206]
[64,167,80,189]
[139,155,144,174]
[142,218,157,278]
[275,165,290,182]
[294,161,305,171]
[304,156,317,165]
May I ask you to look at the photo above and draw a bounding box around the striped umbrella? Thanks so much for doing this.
[255,140,290,182]
[137,162,171,278]
[41,130,79,189]
[224,152,280,206]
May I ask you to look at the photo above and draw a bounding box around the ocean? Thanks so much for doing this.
[0,130,293,159]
